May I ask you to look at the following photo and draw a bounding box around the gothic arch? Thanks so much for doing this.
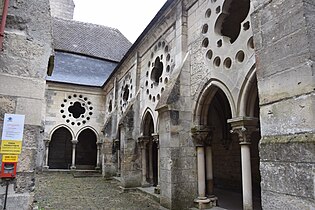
[76,126,100,142]
[48,124,75,141]
[193,79,236,125]
[140,108,156,135]
[237,64,258,117]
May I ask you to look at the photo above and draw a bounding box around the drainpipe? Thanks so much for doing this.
[0,0,9,51]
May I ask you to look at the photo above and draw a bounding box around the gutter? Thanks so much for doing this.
[0,0,9,51]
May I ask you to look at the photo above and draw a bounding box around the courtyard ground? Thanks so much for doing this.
[33,171,160,210]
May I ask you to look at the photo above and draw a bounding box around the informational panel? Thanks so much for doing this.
[0,114,25,155]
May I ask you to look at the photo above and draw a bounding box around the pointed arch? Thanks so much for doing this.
[193,79,236,125]
[48,124,75,141]
[140,107,156,135]
[76,126,100,143]
[237,64,258,117]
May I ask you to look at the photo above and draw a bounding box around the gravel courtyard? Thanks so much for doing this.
[34,172,160,210]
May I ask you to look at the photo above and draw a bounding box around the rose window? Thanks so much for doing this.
[60,94,94,126]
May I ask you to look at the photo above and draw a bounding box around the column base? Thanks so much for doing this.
[95,166,101,170]
[141,181,150,187]
[154,185,160,194]
[70,166,76,170]
[194,196,218,209]
[43,166,49,170]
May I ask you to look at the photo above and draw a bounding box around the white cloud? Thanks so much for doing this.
[73,0,167,43]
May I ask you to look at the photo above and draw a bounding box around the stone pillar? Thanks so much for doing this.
[138,136,150,186]
[148,141,153,183]
[70,139,78,170]
[43,139,50,169]
[95,141,102,170]
[152,134,160,194]
[205,145,213,195]
[228,117,258,210]
[191,127,217,209]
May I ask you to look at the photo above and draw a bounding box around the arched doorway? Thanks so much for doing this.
[142,111,158,186]
[207,89,243,209]
[76,129,97,169]
[48,127,72,169]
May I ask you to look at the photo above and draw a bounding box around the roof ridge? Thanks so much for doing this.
[53,17,121,33]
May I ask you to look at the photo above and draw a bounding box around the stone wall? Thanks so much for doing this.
[251,0,315,209]
[49,0,74,19]
[0,0,53,209]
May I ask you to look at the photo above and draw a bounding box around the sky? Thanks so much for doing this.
[73,0,167,43]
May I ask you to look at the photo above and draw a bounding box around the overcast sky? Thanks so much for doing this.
[73,0,167,43]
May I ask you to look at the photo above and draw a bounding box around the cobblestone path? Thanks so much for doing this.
[34,172,160,210]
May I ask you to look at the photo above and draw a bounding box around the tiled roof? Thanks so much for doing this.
[52,18,132,62]
[46,51,117,87]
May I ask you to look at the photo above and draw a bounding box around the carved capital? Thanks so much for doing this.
[228,117,258,144]
[191,126,214,147]
[137,136,150,149]
[152,133,159,145]
[71,139,78,144]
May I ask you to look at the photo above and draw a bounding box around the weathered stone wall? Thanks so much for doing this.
[251,0,315,208]
[0,0,53,209]
[49,0,74,19]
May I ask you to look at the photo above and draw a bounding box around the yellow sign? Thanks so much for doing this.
[2,155,18,162]
[0,140,22,154]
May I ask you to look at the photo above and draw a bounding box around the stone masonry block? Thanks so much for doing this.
[260,161,314,198]
[260,93,315,136]
[17,148,36,172]
[16,98,43,126]
[0,74,45,100]
[257,63,314,105]
[261,189,315,210]
[0,95,16,120]
[260,134,315,163]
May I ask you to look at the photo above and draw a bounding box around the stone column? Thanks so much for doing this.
[148,140,153,183]
[95,141,102,170]
[152,133,160,194]
[191,127,217,209]
[228,117,258,210]
[43,139,50,170]
[138,136,150,186]
[205,145,213,195]
[70,139,78,170]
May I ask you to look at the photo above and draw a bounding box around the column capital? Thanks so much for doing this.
[228,117,258,144]
[191,126,214,147]
[137,136,150,148]
[43,139,50,146]
[71,139,78,144]
[152,133,159,144]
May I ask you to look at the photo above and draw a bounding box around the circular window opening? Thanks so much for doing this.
[123,85,130,101]
[68,102,86,119]
[213,57,221,67]
[205,9,211,18]
[243,21,250,31]
[202,38,209,48]
[236,51,245,63]
[206,50,213,60]
[217,39,222,47]
[216,6,221,14]
[224,57,232,69]
[247,37,254,49]
[150,57,164,83]
[202,24,208,34]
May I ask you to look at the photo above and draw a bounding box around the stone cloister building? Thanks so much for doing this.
[0,0,314,209]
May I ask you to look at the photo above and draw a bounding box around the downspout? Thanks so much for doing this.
[0,0,9,51]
